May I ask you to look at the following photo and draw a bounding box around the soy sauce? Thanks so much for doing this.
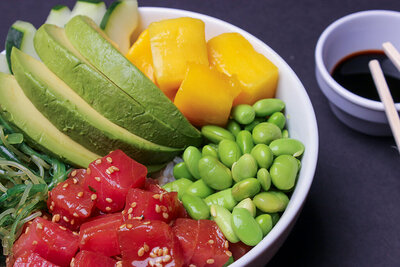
[331,50,400,103]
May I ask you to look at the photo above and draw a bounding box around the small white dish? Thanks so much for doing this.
[139,7,318,266]
[315,10,400,136]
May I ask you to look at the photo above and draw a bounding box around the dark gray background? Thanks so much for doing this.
[1,0,399,266]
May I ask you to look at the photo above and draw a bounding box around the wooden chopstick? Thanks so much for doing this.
[382,42,400,72]
[369,60,400,154]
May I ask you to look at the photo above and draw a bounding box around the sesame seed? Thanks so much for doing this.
[73,212,79,218]
[71,219,75,225]
[226,251,232,257]
[206,259,215,264]
[77,192,84,198]
[210,206,216,217]
[106,168,113,175]
[208,239,214,245]
[224,240,229,249]
[155,263,162,267]
[91,194,97,200]
[73,178,78,184]
[71,170,77,177]
[149,252,157,258]
[149,260,155,266]
[163,255,171,263]
[157,248,163,256]
[128,208,133,214]
[119,224,126,229]
[49,206,54,211]
[95,177,101,182]
[59,226,67,231]
[106,198,113,203]
[112,166,119,171]
[161,206,167,212]
[189,264,197,267]
[127,224,133,229]
[155,205,161,213]
[32,241,38,245]
[63,216,69,222]
[105,207,112,212]
[144,243,149,252]
[138,247,145,257]
[87,168,91,174]
[163,247,169,256]
[128,214,133,219]
[62,183,69,188]
[36,223,43,230]
[106,157,112,163]
[156,258,162,264]
[25,227,30,234]
[42,215,49,220]
[162,212,169,219]
[52,214,60,223]
[73,232,79,236]
[70,258,75,267]
[122,210,126,215]
[143,221,151,225]
[116,261,122,267]
[95,159,102,165]
[131,202,137,208]
[152,194,160,200]
[159,194,164,201]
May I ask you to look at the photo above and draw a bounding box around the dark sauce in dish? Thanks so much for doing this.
[331,50,400,103]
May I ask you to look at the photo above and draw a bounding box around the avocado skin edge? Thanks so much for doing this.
[11,48,181,165]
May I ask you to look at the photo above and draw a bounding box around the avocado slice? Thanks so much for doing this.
[11,48,181,165]
[0,73,99,167]
[65,16,202,147]
[34,24,190,149]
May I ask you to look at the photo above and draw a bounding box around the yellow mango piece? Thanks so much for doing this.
[207,32,279,105]
[148,17,209,94]
[174,63,240,127]
[126,29,157,84]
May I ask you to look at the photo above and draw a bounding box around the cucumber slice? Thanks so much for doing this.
[45,5,71,27]
[100,0,139,54]
[0,54,10,74]
[5,20,39,73]
[70,0,107,25]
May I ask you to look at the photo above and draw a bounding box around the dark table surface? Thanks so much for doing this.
[1,0,399,266]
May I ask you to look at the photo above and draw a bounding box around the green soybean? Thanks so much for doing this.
[257,168,271,191]
[253,191,289,213]
[236,130,254,154]
[269,138,305,157]
[210,204,240,243]
[218,140,241,168]
[255,214,273,236]
[231,154,258,183]
[198,156,233,190]
[251,144,273,169]
[185,179,215,198]
[182,194,210,220]
[270,213,280,225]
[253,98,285,117]
[235,198,256,217]
[205,188,237,211]
[232,208,263,246]
[202,145,219,158]
[270,155,298,190]
[231,104,256,125]
[183,146,202,179]
[282,129,289,138]
[201,125,235,144]
[231,178,261,202]
[252,122,282,145]
[173,162,194,180]
[223,257,234,267]
[267,112,286,130]
[244,117,264,132]
[226,120,242,137]
[162,178,193,200]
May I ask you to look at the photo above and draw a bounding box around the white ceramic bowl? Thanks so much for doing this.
[315,10,400,136]
[139,7,318,266]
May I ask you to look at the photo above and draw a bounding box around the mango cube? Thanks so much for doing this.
[174,64,241,127]
[207,32,279,105]
[126,29,157,84]
[148,17,209,94]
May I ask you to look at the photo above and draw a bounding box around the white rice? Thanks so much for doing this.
[152,157,182,186]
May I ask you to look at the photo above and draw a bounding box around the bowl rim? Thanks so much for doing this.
[140,6,319,266]
[315,9,400,111]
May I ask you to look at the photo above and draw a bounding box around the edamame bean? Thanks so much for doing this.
[255,214,273,236]
[231,104,256,125]
[236,130,254,154]
[205,189,237,211]
[282,129,289,138]
[182,194,210,220]
[231,208,263,246]
[270,213,280,225]
[257,168,271,191]
[269,155,298,190]
[231,178,261,202]
[252,122,282,145]
[185,179,215,198]
[183,146,202,179]
[231,154,258,183]
[251,144,273,169]
[198,156,233,190]
[235,198,256,217]
[226,120,242,137]
[201,125,235,144]
[253,191,289,213]
[223,257,234,267]
[210,204,240,243]
[162,178,193,200]
[253,98,285,117]
[173,162,194,180]
[267,112,286,130]
[218,140,241,168]
[202,145,219,158]
[244,118,264,132]
[269,138,305,157]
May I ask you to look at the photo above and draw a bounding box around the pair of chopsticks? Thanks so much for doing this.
[368,42,400,154]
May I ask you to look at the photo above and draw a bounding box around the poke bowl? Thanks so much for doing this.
[0,4,318,267]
